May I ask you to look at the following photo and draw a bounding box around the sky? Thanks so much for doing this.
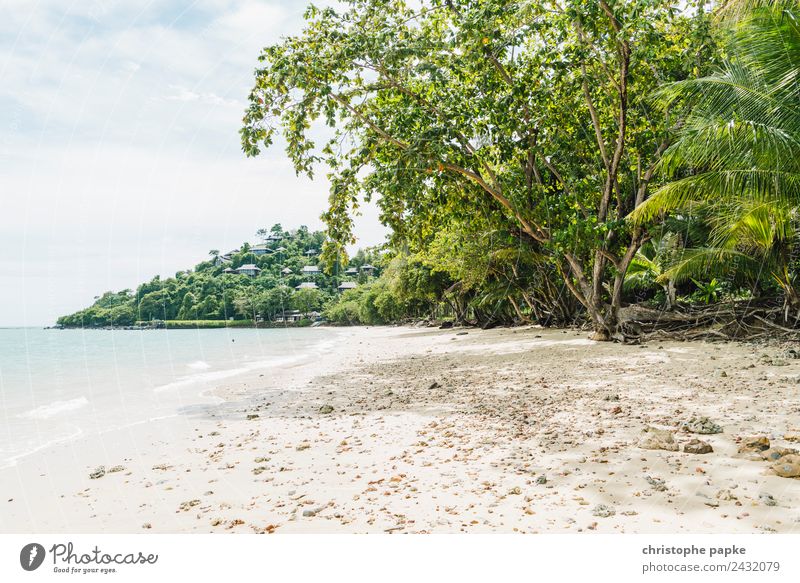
[0,0,387,326]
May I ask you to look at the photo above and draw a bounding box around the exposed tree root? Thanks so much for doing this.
[616,300,800,342]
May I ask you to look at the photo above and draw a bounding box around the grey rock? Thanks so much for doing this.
[682,416,722,435]
[645,476,667,491]
[89,466,106,480]
[759,493,777,507]
[592,504,616,518]
[319,404,334,414]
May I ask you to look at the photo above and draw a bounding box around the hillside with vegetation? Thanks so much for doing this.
[237,0,800,341]
[56,225,383,328]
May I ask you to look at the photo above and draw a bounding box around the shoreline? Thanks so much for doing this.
[2,325,799,534]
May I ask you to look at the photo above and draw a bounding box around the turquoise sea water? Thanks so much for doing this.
[0,327,337,468]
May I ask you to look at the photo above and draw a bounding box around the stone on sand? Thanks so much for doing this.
[592,504,615,518]
[683,439,713,454]
[738,436,770,455]
[681,416,722,435]
[772,454,800,478]
[638,427,678,451]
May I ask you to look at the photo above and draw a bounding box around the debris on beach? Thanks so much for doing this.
[638,427,678,451]
[683,439,713,454]
[592,504,615,518]
[738,436,770,457]
[772,455,800,478]
[682,417,722,435]
[178,499,201,511]
[89,466,105,479]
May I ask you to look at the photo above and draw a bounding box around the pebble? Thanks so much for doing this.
[592,504,615,518]
[759,493,777,507]
[684,439,713,454]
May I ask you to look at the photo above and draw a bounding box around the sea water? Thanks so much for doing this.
[0,327,337,468]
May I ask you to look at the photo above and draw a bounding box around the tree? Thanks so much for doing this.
[258,286,294,321]
[623,232,681,309]
[177,292,198,320]
[293,288,323,316]
[631,1,800,311]
[233,293,258,320]
[242,0,714,338]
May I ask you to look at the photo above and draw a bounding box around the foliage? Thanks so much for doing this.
[57,225,378,327]
[242,0,717,335]
[630,1,800,309]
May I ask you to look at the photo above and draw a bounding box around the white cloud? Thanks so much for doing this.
[0,0,388,326]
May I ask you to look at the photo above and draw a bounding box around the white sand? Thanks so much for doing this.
[2,325,798,534]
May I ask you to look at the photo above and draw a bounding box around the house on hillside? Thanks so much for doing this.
[304,249,318,256]
[236,264,261,277]
[344,267,358,276]
[360,264,376,276]
[266,234,282,242]
[281,267,293,276]
[337,281,358,293]
[213,255,231,266]
[295,282,318,290]
[251,244,272,256]
[222,267,237,274]
[301,265,321,275]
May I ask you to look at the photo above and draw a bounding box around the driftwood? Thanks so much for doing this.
[616,299,800,342]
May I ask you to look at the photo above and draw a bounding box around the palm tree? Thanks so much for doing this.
[631,1,800,311]
[623,232,682,309]
[656,200,798,307]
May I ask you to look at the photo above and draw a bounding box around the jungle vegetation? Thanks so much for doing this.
[240,0,800,339]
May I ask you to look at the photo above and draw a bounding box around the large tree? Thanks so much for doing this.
[242,0,714,337]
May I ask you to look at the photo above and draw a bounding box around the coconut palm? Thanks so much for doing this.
[623,232,682,309]
[631,1,800,310]
[657,199,798,307]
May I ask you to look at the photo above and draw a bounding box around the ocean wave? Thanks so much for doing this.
[187,360,211,370]
[18,396,89,420]
[0,426,84,469]
[153,352,312,393]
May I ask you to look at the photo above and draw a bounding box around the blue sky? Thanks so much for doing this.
[0,0,386,326]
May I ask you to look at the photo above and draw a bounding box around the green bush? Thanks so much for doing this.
[164,320,253,329]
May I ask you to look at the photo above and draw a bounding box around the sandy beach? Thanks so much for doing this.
[2,325,799,534]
